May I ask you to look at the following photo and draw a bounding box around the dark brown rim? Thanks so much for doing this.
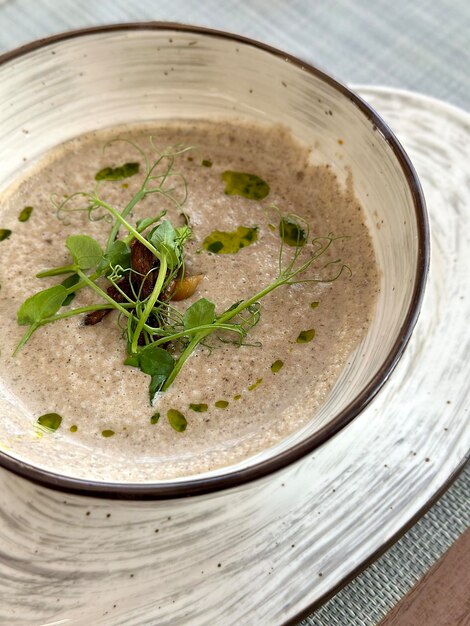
[0,23,430,500]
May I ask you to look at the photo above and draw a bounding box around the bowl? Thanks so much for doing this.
[0,24,429,498]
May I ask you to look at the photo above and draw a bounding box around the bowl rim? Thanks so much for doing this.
[0,22,430,500]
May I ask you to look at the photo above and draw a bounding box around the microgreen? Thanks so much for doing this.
[14,140,349,427]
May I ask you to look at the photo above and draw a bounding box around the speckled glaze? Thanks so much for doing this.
[0,26,427,495]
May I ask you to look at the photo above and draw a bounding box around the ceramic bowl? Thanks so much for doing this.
[0,24,429,497]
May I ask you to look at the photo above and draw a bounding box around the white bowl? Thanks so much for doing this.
[0,24,429,497]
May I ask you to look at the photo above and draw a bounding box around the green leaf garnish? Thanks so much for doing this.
[128,344,176,402]
[37,412,62,432]
[167,409,187,432]
[100,239,131,272]
[183,298,215,330]
[66,235,103,270]
[61,273,80,306]
[221,171,270,200]
[95,162,140,181]
[19,206,33,222]
[0,229,12,241]
[17,285,68,326]
[149,220,179,269]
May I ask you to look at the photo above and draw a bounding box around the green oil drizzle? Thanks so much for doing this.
[248,378,263,391]
[233,394,242,401]
[167,409,187,432]
[95,162,140,181]
[150,412,160,424]
[310,301,319,309]
[37,413,62,431]
[18,206,33,222]
[203,225,258,254]
[221,171,270,200]
[215,400,229,409]
[70,424,78,433]
[0,229,12,242]
[121,183,129,189]
[101,429,115,437]
[296,329,315,343]
[189,403,208,413]
[271,360,284,373]
[202,159,212,167]
[279,217,307,247]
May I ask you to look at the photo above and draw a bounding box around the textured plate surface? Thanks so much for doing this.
[0,87,468,626]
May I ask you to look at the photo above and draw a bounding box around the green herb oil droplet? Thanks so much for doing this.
[296,329,315,343]
[37,413,62,432]
[0,229,12,242]
[233,394,242,401]
[310,301,319,309]
[150,412,160,424]
[221,171,270,200]
[167,409,187,432]
[279,217,307,247]
[101,429,115,438]
[215,400,229,409]
[95,162,140,181]
[271,360,284,373]
[70,424,78,433]
[18,206,33,222]
[189,403,208,413]
[201,159,212,167]
[203,226,258,254]
[248,378,263,391]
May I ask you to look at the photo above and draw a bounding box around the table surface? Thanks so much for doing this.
[0,2,469,625]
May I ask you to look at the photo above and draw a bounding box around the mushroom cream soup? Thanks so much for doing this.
[0,120,378,478]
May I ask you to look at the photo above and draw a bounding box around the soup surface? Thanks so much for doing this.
[0,120,378,478]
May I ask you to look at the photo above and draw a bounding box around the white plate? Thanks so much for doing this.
[0,87,468,626]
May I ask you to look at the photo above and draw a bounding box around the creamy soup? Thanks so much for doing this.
[0,120,378,478]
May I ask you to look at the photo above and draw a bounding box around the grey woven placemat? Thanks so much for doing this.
[300,463,470,625]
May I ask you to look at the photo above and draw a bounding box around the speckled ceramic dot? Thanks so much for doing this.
[0,26,427,493]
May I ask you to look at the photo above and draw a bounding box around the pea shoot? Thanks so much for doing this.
[14,139,349,411]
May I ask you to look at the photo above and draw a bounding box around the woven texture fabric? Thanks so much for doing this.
[0,1,469,624]
[301,464,470,625]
